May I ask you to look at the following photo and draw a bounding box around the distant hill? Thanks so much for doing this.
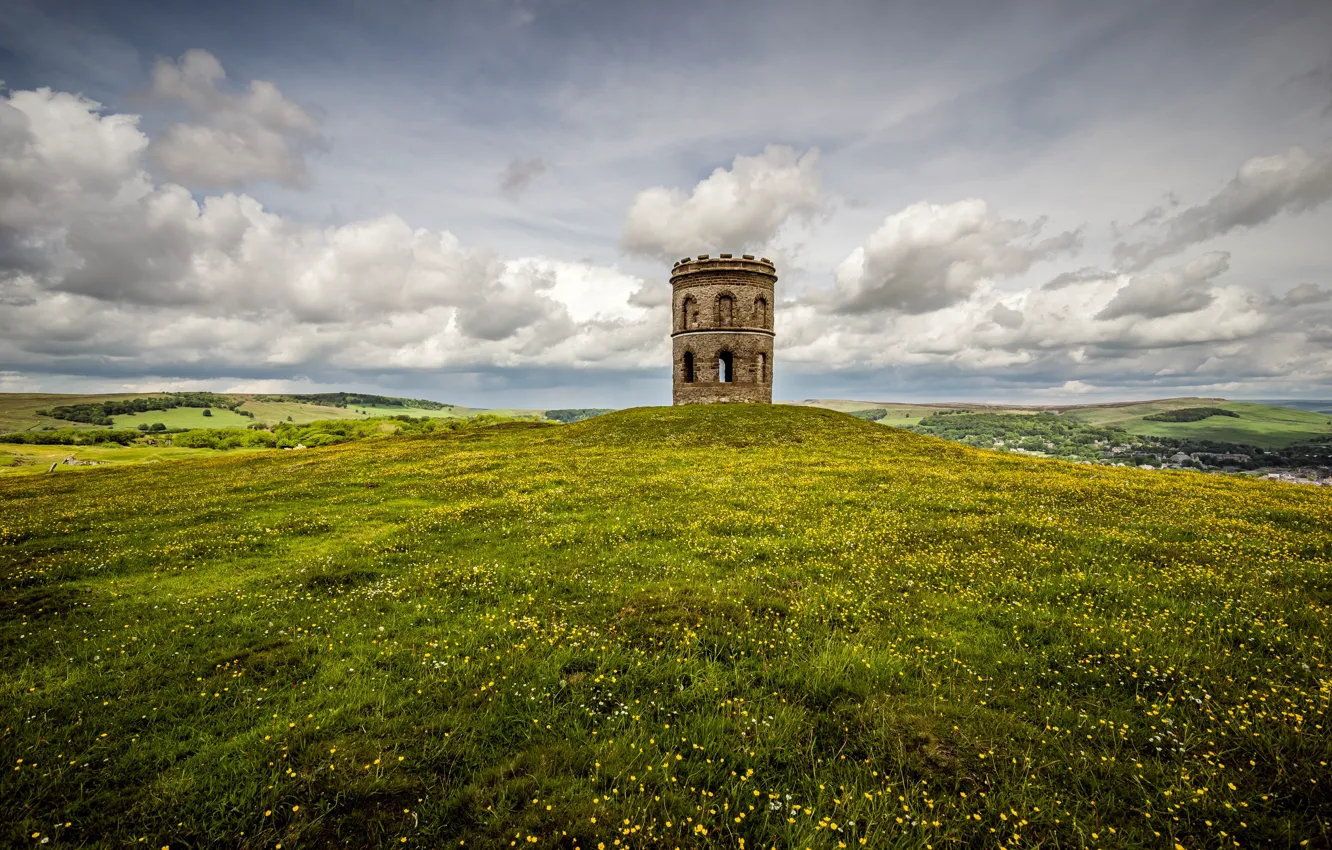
[797,397,1332,449]
[253,392,454,410]
[1064,399,1332,448]
[0,391,553,433]
[1247,399,1332,414]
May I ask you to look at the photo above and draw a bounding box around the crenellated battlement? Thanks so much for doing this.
[670,253,777,283]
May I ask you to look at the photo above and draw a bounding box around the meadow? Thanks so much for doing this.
[1065,401,1332,449]
[109,407,255,430]
[0,394,173,433]
[801,398,1332,448]
[0,393,556,434]
[0,443,272,477]
[2,405,1329,849]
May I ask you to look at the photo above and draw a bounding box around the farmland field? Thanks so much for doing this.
[0,392,552,433]
[231,398,376,425]
[0,443,275,477]
[0,393,173,433]
[2,405,1329,849]
[109,406,255,430]
[1065,400,1332,448]
[792,400,1006,427]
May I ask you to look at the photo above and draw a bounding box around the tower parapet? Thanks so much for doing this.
[670,254,775,404]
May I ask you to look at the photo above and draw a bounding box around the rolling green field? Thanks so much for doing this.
[0,393,553,434]
[0,443,275,477]
[793,400,992,427]
[1065,400,1332,448]
[230,398,379,425]
[0,393,173,433]
[2,405,1329,849]
[109,406,256,430]
[800,397,1332,447]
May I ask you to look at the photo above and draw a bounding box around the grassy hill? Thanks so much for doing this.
[0,393,175,433]
[108,406,255,430]
[0,392,551,433]
[1065,399,1332,448]
[2,406,1329,849]
[799,397,1332,449]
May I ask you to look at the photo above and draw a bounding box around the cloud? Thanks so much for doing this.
[1114,147,1332,269]
[1042,266,1114,291]
[1095,251,1229,320]
[147,49,324,189]
[4,70,1331,405]
[499,156,549,199]
[0,84,662,384]
[830,199,1080,314]
[989,302,1024,328]
[621,146,821,258]
[1281,282,1331,306]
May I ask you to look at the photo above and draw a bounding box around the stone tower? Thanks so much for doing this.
[670,253,776,405]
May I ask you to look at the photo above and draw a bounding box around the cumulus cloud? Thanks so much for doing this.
[499,156,549,199]
[4,78,1330,403]
[783,259,1277,394]
[1095,251,1229,320]
[989,302,1024,329]
[0,84,663,384]
[1042,266,1114,291]
[1281,282,1331,306]
[147,49,324,189]
[621,146,821,258]
[1114,147,1332,270]
[830,199,1080,314]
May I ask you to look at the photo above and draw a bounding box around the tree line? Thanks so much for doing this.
[37,392,243,426]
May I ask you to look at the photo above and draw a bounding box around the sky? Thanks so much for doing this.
[1,0,1330,408]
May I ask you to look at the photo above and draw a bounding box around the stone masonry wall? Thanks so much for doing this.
[670,254,775,405]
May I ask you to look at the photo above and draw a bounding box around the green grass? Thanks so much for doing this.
[0,393,482,432]
[1067,400,1332,448]
[356,403,464,419]
[2,405,1330,849]
[109,407,255,430]
[0,393,173,433]
[796,400,1047,429]
[232,398,377,425]
[0,443,275,477]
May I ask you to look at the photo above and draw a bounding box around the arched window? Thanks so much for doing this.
[753,297,768,328]
[718,350,734,383]
[717,294,734,326]
[757,353,767,383]
[682,351,695,383]
[681,296,699,330]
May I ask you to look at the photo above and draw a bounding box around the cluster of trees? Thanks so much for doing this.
[0,429,141,446]
[910,413,1128,461]
[848,408,888,421]
[0,413,534,450]
[907,410,1331,471]
[172,429,279,450]
[170,414,532,450]
[1143,407,1240,422]
[544,409,614,423]
[38,392,243,425]
[254,392,451,411]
